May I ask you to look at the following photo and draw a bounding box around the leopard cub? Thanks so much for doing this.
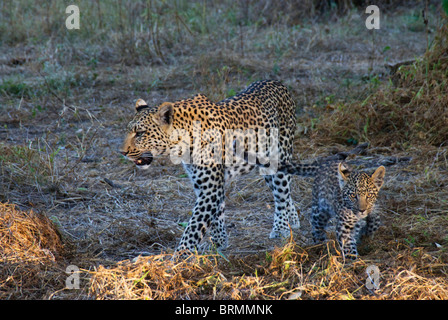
[310,162,386,258]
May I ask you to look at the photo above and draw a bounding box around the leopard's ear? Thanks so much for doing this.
[339,162,351,177]
[153,102,174,127]
[337,162,349,189]
[371,166,386,190]
[135,99,149,112]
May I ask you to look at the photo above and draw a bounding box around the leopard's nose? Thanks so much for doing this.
[358,198,367,212]
[358,209,368,216]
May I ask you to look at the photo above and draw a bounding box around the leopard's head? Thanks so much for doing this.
[120,99,174,169]
[337,163,386,217]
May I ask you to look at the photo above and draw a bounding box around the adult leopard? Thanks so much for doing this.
[120,80,307,256]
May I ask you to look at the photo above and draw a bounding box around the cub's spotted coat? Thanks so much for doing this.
[280,161,385,257]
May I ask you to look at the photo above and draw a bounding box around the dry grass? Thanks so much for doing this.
[87,239,448,300]
[0,202,64,262]
[0,202,67,299]
[306,20,448,148]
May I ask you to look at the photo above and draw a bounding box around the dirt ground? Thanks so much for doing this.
[1,1,447,299]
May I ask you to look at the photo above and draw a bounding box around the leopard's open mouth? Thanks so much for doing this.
[133,153,153,167]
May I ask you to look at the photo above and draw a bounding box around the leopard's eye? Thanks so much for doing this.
[135,130,145,137]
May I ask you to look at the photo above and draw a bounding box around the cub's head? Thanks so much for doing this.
[337,163,386,217]
[121,99,174,169]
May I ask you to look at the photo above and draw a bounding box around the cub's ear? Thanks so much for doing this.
[135,99,149,112]
[338,162,351,177]
[153,102,174,127]
[337,162,350,189]
[371,166,386,190]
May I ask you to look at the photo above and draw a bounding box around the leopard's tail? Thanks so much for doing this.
[277,162,320,177]
[241,151,320,177]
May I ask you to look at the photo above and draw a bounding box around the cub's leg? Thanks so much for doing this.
[310,199,332,243]
[336,211,361,258]
[361,213,381,237]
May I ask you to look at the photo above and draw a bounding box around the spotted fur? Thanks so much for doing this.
[121,80,306,256]
[280,161,385,258]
